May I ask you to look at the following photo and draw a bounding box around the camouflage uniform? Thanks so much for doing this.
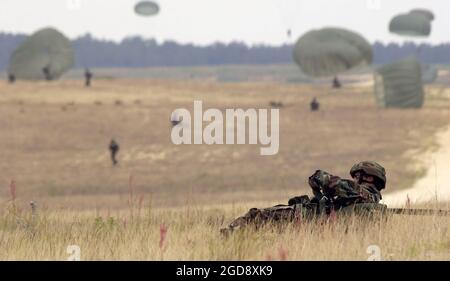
[225,205,299,232]
[221,161,386,235]
[308,169,382,207]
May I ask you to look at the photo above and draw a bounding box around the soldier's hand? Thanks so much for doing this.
[308,170,323,191]
[288,195,310,206]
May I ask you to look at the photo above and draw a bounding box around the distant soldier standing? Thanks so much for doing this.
[85,68,93,87]
[42,65,52,81]
[310,97,320,111]
[333,76,342,89]
[8,74,16,84]
[109,139,120,166]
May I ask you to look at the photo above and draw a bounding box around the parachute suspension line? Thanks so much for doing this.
[276,0,302,44]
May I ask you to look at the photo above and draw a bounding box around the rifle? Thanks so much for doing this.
[289,196,450,217]
[220,201,450,236]
[386,208,450,216]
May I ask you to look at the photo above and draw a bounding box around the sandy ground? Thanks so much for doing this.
[2,72,450,210]
[383,125,450,207]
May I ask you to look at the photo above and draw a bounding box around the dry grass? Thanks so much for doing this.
[1,78,450,209]
[0,200,449,260]
[1,72,450,260]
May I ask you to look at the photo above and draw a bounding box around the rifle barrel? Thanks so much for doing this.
[387,208,450,216]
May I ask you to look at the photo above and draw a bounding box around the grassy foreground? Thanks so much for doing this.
[2,72,450,260]
[1,201,449,261]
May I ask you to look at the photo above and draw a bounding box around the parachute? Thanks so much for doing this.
[387,9,436,96]
[292,27,373,77]
[8,27,74,80]
[374,57,425,108]
[409,9,435,22]
[389,12,432,37]
[134,1,160,17]
[421,64,438,84]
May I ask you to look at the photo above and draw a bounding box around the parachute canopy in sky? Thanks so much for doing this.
[292,27,373,77]
[134,1,160,17]
[374,57,425,108]
[389,11,433,37]
[409,9,435,22]
[8,27,74,80]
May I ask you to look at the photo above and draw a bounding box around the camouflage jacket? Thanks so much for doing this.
[308,170,382,206]
[220,171,383,235]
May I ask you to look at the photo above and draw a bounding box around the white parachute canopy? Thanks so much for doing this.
[8,27,74,80]
[293,27,373,78]
[389,11,433,38]
[134,1,160,17]
[409,9,435,22]
[374,57,425,109]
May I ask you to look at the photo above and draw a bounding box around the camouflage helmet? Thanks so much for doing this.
[350,161,386,190]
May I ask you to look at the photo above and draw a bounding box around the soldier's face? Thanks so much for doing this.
[363,175,374,183]
[353,172,374,183]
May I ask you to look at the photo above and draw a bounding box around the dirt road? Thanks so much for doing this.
[383,126,450,207]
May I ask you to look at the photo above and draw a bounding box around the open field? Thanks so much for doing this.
[1,65,450,260]
[1,202,449,260]
[2,73,450,209]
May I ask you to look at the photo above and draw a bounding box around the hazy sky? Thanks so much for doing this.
[0,0,448,45]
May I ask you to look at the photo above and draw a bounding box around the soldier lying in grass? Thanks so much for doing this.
[221,161,387,235]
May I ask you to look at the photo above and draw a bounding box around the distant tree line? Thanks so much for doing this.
[1,32,450,70]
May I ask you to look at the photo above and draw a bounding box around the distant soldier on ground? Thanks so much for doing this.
[269,101,284,108]
[171,119,181,127]
[42,65,52,81]
[310,97,320,111]
[333,76,342,89]
[85,68,93,87]
[171,112,182,127]
[221,161,386,235]
[8,74,16,84]
[109,139,120,166]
